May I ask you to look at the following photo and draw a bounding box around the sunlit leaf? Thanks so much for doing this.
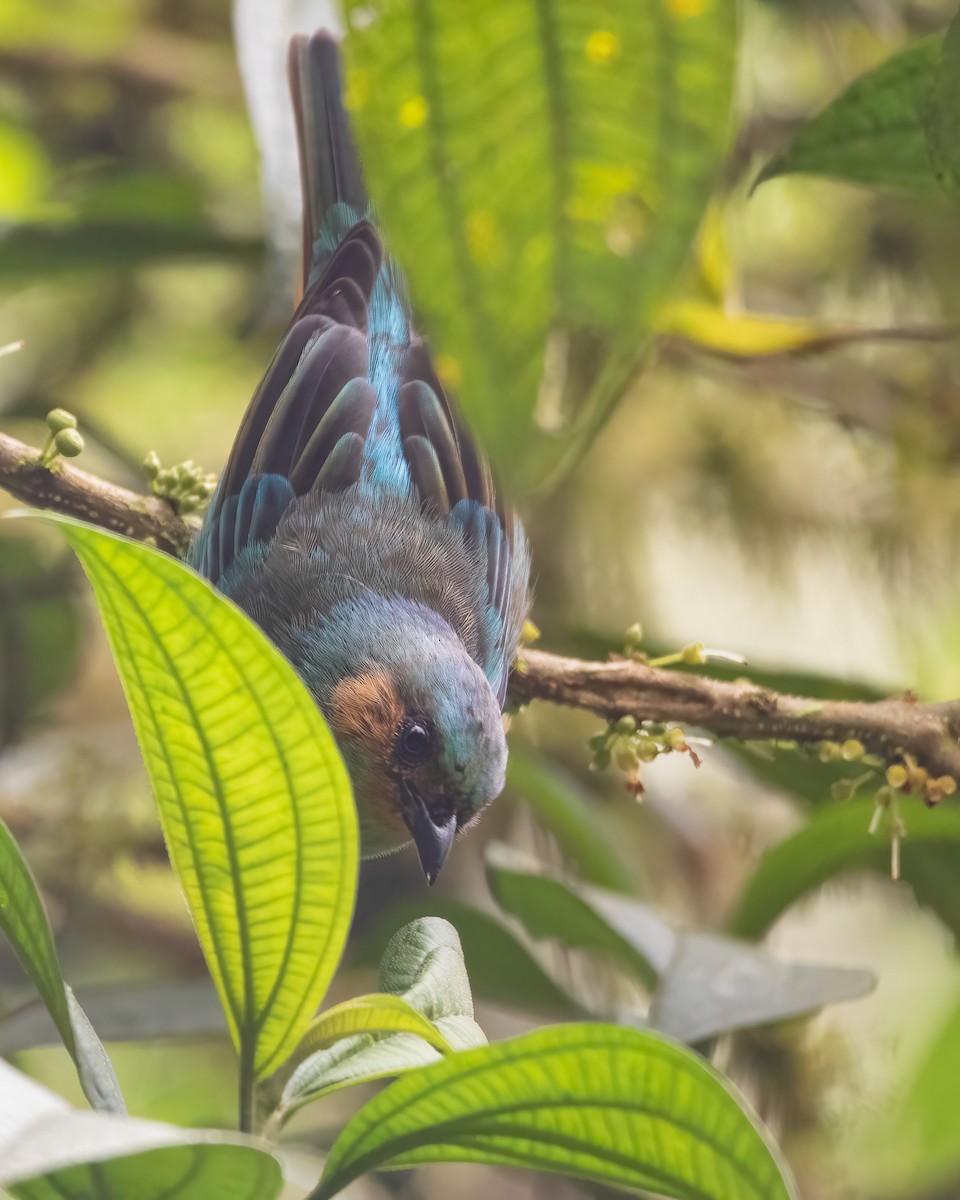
[757,35,945,196]
[311,1024,798,1200]
[343,0,737,485]
[0,1062,281,1200]
[0,814,124,1113]
[34,515,358,1085]
[728,799,960,941]
[506,748,632,890]
[274,918,483,1124]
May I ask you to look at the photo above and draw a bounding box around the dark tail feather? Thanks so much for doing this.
[288,31,368,293]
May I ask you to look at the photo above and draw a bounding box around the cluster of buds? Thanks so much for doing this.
[38,409,84,468]
[883,756,956,808]
[143,452,216,516]
[588,715,701,796]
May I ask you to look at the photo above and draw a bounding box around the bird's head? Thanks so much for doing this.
[321,619,507,883]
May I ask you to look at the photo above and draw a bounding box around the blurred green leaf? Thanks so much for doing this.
[343,0,736,486]
[856,991,960,1197]
[0,539,79,748]
[0,981,226,1055]
[0,814,123,1113]
[38,515,358,1087]
[487,845,873,1041]
[506,748,633,889]
[359,899,585,1019]
[0,224,261,279]
[757,35,945,196]
[311,1023,798,1200]
[0,1062,281,1200]
[274,918,485,1123]
[0,124,52,221]
[927,6,960,195]
[486,843,664,989]
[728,799,960,941]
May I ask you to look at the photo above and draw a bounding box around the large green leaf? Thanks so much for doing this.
[927,7,960,195]
[310,1024,798,1200]
[0,814,124,1113]
[35,515,358,1089]
[0,1062,281,1200]
[728,799,960,941]
[273,918,485,1125]
[757,35,945,196]
[342,0,737,484]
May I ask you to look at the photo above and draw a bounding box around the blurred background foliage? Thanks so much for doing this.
[4,1,960,1198]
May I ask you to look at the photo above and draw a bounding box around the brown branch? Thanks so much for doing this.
[0,431,189,554]
[511,649,960,781]
[3,429,960,779]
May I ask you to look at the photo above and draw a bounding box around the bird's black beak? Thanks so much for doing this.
[401,792,457,886]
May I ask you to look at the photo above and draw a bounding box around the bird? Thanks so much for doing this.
[189,30,531,885]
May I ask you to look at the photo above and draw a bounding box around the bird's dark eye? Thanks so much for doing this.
[397,719,433,764]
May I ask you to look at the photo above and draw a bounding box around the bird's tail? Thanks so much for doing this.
[287,31,368,295]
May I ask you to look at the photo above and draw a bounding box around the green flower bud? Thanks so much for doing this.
[142,451,161,480]
[664,727,687,751]
[615,715,637,735]
[831,779,855,802]
[681,642,706,665]
[592,748,611,771]
[840,739,865,762]
[54,428,84,457]
[616,746,639,772]
[818,741,841,763]
[637,737,660,763]
[45,408,77,433]
[886,764,907,790]
[937,775,958,797]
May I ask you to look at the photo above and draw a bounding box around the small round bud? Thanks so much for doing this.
[664,727,687,751]
[615,746,639,772]
[936,775,958,796]
[54,428,84,457]
[624,622,644,646]
[908,766,929,793]
[45,408,77,433]
[681,642,706,665]
[637,737,660,763]
[831,779,855,802]
[143,451,161,480]
[615,715,637,735]
[886,764,908,789]
[818,741,841,763]
[841,739,865,762]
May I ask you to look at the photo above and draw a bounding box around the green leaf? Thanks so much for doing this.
[927,7,960,195]
[728,799,960,941]
[0,537,80,748]
[854,992,960,1197]
[486,843,665,989]
[311,1023,798,1200]
[757,35,945,196]
[0,813,124,1113]
[0,1062,281,1200]
[487,845,873,1040]
[35,515,358,1084]
[274,917,484,1122]
[343,0,737,486]
[358,900,585,1019]
[505,748,632,890]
